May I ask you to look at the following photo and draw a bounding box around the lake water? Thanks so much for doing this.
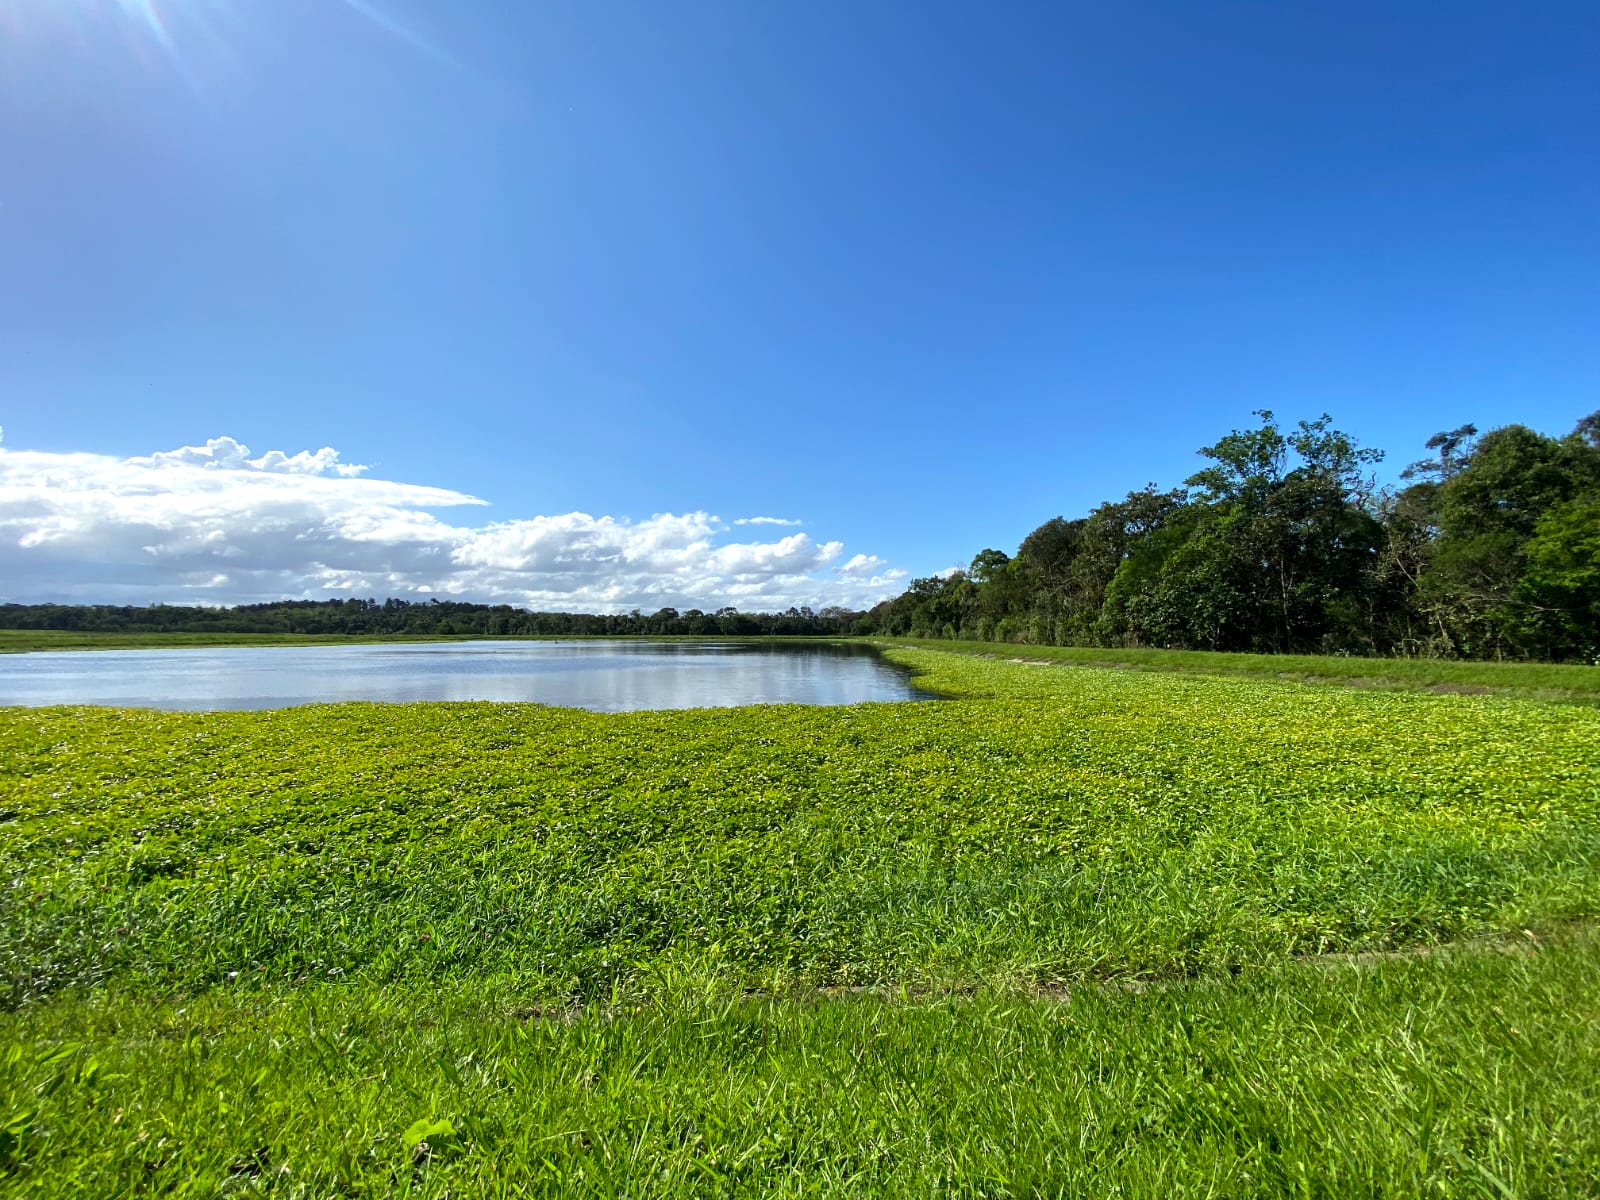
[0,640,935,712]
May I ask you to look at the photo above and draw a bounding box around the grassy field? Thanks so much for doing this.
[3,649,1599,1194]
[879,636,1600,700]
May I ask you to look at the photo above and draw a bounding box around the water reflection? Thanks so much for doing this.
[0,640,934,712]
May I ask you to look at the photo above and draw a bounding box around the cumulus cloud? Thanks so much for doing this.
[836,553,887,577]
[0,434,908,612]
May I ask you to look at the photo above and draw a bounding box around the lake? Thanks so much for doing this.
[0,639,935,712]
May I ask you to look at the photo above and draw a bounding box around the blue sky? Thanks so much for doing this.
[1,1,1596,610]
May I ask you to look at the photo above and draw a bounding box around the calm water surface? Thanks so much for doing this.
[0,640,934,712]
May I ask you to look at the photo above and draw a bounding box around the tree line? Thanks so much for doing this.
[0,598,865,638]
[859,410,1600,661]
[6,410,1595,661]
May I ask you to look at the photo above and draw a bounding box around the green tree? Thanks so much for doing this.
[1518,498,1600,660]
[1130,413,1384,652]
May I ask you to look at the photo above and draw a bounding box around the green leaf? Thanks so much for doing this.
[401,1117,455,1152]
[33,1044,78,1068]
[2,1108,35,1137]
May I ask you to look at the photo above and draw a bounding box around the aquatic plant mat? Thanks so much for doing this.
[4,650,1599,1195]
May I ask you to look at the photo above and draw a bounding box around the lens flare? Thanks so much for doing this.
[3,0,184,69]
[335,0,460,68]
[114,0,172,48]
[3,0,471,89]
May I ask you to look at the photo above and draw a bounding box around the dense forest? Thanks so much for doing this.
[864,411,1600,662]
[0,598,863,638]
[5,411,1596,661]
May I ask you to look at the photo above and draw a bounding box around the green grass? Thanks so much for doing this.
[3,932,1598,1197]
[881,636,1600,699]
[4,649,1600,1194]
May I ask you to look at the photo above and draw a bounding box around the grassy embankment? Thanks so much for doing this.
[3,649,1600,1194]
[879,635,1600,701]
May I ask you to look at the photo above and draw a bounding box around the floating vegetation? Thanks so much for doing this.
[4,650,1596,1005]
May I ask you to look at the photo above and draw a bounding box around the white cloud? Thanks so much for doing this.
[708,533,842,576]
[0,434,908,612]
[836,553,886,577]
[131,436,369,477]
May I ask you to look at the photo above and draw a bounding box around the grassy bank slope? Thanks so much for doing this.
[879,636,1600,699]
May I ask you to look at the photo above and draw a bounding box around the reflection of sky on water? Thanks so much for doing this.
[0,641,934,712]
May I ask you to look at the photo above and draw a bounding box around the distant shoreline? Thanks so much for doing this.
[5,628,1597,703]
[0,630,854,654]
